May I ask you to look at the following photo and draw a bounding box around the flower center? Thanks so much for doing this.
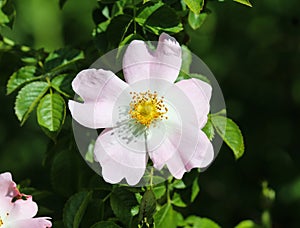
[129,90,168,127]
[0,217,3,227]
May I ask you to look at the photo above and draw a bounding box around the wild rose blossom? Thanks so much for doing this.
[0,172,52,228]
[69,33,214,185]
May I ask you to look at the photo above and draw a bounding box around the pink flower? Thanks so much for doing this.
[0,172,52,228]
[69,33,214,185]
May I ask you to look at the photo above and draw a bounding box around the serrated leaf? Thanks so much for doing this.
[15,81,49,125]
[37,93,66,132]
[188,10,208,30]
[44,48,84,74]
[110,187,138,226]
[63,191,92,228]
[138,190,156,225]
[51,74,74,97]
[154,203,178,228]
[202,118,215,141]
[211,115,245,159]
[235,220,261,228]
[90,221,122,228]
[233,0,252,7]
[6,66,37,95]
[184,0,204,14]
[184,216,221,228]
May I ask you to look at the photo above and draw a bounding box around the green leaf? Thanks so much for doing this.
[106,14,132,47]
[37,93,66,132]
[144,5,183,35]
[63,191,92,228]
[154,203,179,228]
[90,221,122,228]
[138,190,156,225]
[202,118,215,141]
[135,2,164,25]
[183,0,204,14]
[184,216,221,228]
[6,66,38,95]
[180,45,192,75]
[153,184,166,199]
[211,115,245,159]
[235,220,261,228]
[188,10,209,30]
[51,74,74,97]
[44,48,84,74]
[15,81,49,125]
[0,0,15,28]
[172,177,199,207]
[110,187,138,226]
[233,0,252,7]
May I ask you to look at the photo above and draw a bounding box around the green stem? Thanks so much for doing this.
[133,0,137,34]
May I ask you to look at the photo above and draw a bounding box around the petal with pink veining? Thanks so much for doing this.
[123,33,182,84]
[175,78,212,128]
[0,172,19,198]
[94,128,147,185]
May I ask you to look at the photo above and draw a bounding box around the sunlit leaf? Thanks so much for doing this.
[183,0,204,14]
[202,118,215,141]
[63,191,92,228]
[51,74,74,97]
[235,220,261,228]
[37,93,66,132]
[6,66,38,95]
[211,115,245,159]
[154,203,179,228]
[188,10,209,30]
[184,216,221,228]
[15,81,49,125]
[233,0,252,7]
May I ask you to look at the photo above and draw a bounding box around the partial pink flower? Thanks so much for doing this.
[0,172,52,228]
[69,33,214,185]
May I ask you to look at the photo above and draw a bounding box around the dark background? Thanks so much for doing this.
[0,0,299,227]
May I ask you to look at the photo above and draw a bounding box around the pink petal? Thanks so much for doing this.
[6,196,38,222]
[94,128,147,185]
[0,172,19,198]
[175,78,212,128]
[69,69,128,128]
[166,131,214,179]
[123,33,182,84]
[9,217,52,228]
[150,124,214,179]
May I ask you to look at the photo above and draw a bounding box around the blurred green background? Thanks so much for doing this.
[0,0,299,227]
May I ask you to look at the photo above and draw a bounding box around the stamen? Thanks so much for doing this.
[129,91,168,127]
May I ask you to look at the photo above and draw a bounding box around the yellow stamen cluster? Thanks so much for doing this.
[0,217,3,226]
[129,90,168,127]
